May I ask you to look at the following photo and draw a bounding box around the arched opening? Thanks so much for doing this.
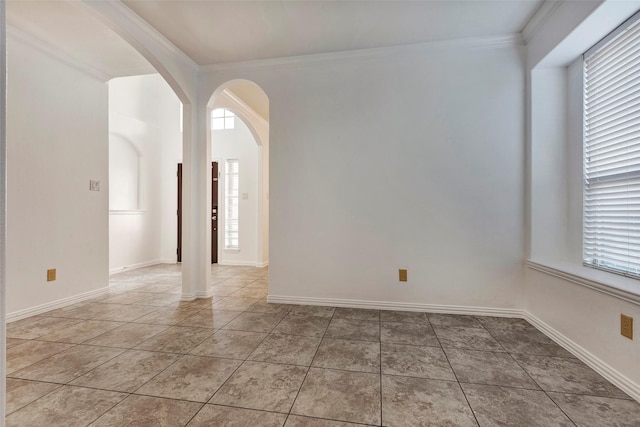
[108,75,183,274]
[207,80,269,269]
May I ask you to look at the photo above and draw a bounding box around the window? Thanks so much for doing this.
[583,11,640,278]
[212,108,235,130]
[225,159,240,249]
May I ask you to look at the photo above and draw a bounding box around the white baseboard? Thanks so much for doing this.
[7,286,110,323]
[525,313,640,403]
[219,260,266,267]
[266,295,523,317]
[109,259,168,275]
[257,261,269,268]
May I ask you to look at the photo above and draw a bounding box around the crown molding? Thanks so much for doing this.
[7,25,112,82]
[201,34,524,73]
[522,0,564,43]
[76,0,198,72]
[218,88,268,128]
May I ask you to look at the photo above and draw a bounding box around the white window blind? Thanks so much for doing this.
[225,159,239,249]
[584,11,640,278]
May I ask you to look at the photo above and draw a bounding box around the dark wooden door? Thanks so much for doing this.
[177,163,183,262]
[177,162,219,264]
[211,162,219,264]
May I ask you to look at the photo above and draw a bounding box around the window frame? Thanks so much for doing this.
[582,10,640,280]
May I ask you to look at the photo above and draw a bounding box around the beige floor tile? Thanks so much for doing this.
[37,320,124,344]
[434,325,505,352]
[211,361,307,412]
[312,338,380,373]
[445,348,539,389]
[90,394,202,427]
[6,379,61,415]
[512,354,630,399]
[135,326,214,353]
[190,329,267,359]
[188,405,287,426]
[222,312,286,333]
[380,322,439,346]
[136,355,241,402]
[249,334,321,366]
[7,316,83,340]
[462,383,574,427]
[6,385,126,427]
[333,308,379,322]
[380,310,428,324]
[549,392,640,427]
[6,338,29,349]
[285,415,367,427]
[10,345,125,383]
[212,296,261,311]
[287,305,335,318]
[179,308,242,328]
[428,313,483,328]
[325,318,379,342]
[70,349,180,392]
[273,315,331,337]
[382,375,476,427]
[85,322,169,348]
[130,306,202,325]
[292,367,381,425]
[6,340,74,374]
[381,343,456,381]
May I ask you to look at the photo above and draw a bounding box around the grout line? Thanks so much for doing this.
[481,324,579,426]
[432,323,481,426]
[285,303,334,419]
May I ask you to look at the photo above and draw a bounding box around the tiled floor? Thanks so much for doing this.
[5,264,640,426]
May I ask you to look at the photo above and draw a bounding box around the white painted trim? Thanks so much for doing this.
[109,259,167,275]
[522,0,564,43]
[75,0,198,71]
[6,286,110,323]
[7,25,111,82]
[221,89,268,128]
[267,295,523,317]
[201,34,524,73]
[526,260,640,306]
[256,261,269,268]
[525,312,640,403]
[194,289,214,299]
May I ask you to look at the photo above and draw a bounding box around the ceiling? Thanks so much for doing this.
[124,0,544,65]
[7,1,156,78]
[6,0,544,82]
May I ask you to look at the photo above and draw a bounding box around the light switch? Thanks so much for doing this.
[90,180,100,191]
[242,193,249,200]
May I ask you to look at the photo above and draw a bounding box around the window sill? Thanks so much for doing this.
[224,248,240,252]
[526,259,640,306]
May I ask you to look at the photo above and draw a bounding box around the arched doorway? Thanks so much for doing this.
[207,80,269,268]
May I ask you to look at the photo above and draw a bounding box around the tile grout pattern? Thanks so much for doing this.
[5,264,640,426]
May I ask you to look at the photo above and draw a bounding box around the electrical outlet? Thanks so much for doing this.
[399,269,407,282]
[621,314,633,340]
[47,269,57,282]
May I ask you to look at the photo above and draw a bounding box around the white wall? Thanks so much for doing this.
[526,0,640,400]
[201,44,525,310]
[6,37,109,315]
[212,113,260,265]
[108,74,181,272]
